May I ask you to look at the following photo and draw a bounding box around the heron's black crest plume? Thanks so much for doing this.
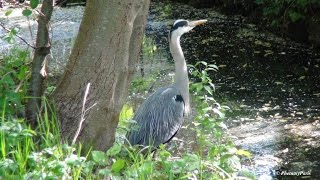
[170,20,188,34]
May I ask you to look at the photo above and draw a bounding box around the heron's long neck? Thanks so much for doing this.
[170,35,190,114]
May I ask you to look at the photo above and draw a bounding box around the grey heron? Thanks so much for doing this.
[127,19,207,149]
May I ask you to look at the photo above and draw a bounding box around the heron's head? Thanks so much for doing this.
[170,19,207,38]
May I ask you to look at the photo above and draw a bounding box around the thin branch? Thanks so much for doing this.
[0,22,36,49]
[15,72,30,93]
[72,83,97,144]
[27,16,34,46]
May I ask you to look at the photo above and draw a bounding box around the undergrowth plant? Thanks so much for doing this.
[0,48,30,116]
[189,61,252,179]
[0,98,86,179]
[0,57,253,179]
[255,0,320,26]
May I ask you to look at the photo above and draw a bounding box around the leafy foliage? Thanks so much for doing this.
[255,0,320,26]
[189,61,252,179]
[143,36,157,56]
[0,48,30,116]
[0,99,87,179]
[0,57,254,179]
[30,0,40,9]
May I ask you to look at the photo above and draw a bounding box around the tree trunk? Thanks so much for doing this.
[26,0,53,127]
[52,0,150,151]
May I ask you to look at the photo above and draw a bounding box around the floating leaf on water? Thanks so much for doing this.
[236,149,252,158]
[264,50,273,57]
[218,64,227,68]
[254,40,263,45]
[313,93,320,97]
[5,9,13,16]
[264,42,271,47]
[237,87,246,90]
[273,105,280,109]
[282,148,289,153]
[280,119,288,122]
[256,116,264,121]
[22,9,32,17]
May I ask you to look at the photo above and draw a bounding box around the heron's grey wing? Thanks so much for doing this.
[127,86,185,147]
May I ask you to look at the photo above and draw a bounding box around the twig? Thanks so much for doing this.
[72,83,97,144]
[0,22,36,49]
[15,75,28,93]
[27,16,34,46]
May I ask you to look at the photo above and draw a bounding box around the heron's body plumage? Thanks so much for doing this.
[127,85,184,148]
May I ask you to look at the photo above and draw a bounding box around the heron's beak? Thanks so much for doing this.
[189,19,207,27]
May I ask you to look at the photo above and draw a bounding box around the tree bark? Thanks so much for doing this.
[26,0,53,127]
[52,0,150,151]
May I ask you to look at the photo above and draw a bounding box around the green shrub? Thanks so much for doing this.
[256,0,320,26]
[0,48,30,116]
[0,48,252,178]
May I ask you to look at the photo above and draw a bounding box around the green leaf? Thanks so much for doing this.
[9,27,18,36]
[195,61,207,67]
[22,9,32,17]
[208,64,219,70]
[98,168,111,176]
[111,159,125,173]
[204,85,213,95]
[30,0,39,9]
[92,151,106,165]
[5,9,13,16]
[65,154,84,166]
[236,149,252,158]
[255,0,263,5]
[209,82,215,90]
[288,11,304,22]
[106,143,121,156]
